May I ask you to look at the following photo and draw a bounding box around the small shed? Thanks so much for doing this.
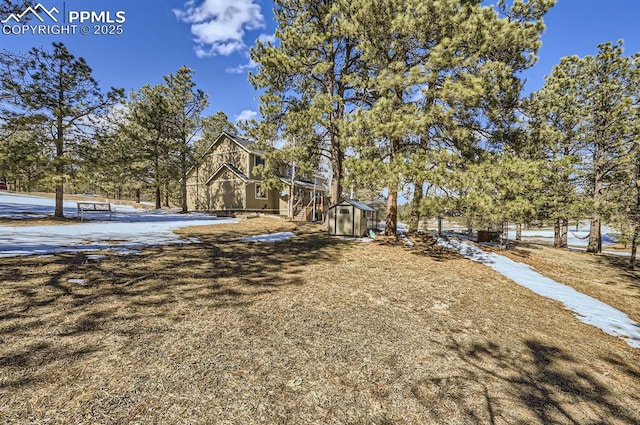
[327,199,376,237]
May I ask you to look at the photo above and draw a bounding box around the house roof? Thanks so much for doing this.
[187,132,265,178]
[228,133,264,154]
[204,162,253,185]
[329,198,376,212]
[207,131,263,155]
[278,177,329,193]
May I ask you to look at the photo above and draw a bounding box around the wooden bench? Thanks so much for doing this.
[77,202,115,222]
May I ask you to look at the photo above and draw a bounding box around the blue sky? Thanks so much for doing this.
[1,0,639,124]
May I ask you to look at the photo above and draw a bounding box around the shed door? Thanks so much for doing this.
[336,205,353,235]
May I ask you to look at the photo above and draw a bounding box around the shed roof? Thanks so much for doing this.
[329,198,376,212]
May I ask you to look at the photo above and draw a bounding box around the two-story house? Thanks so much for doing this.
[185,132,327,220]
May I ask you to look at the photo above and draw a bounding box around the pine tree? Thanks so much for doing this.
[249,0,360,204]
[88,106,147,200]
[164,66,208,213]
[195,111,237,160]
[624,59,640,269]
[629,146,640,269]
[0,43,123,217]
[0,124,50,191]
[529,43,638,253]
[128,84,173,209]
[344,0,553,235]
[525,62,585,248]
[581,43,636,253]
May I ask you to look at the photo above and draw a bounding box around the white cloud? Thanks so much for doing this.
[235,110,258,123]
[257,33,277,44]
[225,33,276,73]
[195,40,245,58]
[174,0,265,57]
[226,58,257,74]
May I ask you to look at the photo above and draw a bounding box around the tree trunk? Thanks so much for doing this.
[54,92,64,218]
[516,223,522,241]
[327,62,345,206]
[385,190,398,236]
[384,133,402,236]
[155,186,161,209]
[588,145,604,253]
[408,181,423,232]
[163,183,170,208]
[154,143,161,209]
[181,178,188,212]
[54,143,64,217]
[329,133,343,205]
[54,183,64,217]
[588,218,602,253]
[135,188,141,204]
[631,224,639,270]
[180,152,188,213]
[630,169,640,269]
[554,217,568,248]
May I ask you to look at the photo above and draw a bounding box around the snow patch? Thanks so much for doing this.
[0,192,238,257]
[439,237,640,349]
[241,232,296,243]
[505,227,618,248]
[86,254,107,260]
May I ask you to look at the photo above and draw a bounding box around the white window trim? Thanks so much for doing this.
[255,183,268,200]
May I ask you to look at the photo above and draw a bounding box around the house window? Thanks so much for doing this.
[254,156,265,167]
[255,183,268,199]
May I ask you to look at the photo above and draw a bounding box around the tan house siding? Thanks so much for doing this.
[186,134,251,211]
[279,193,290,215]
[248,153,265,180]
[185,132,326,217]
[201,137,249,178]
[186,168,199,210]
[208,169,245,210]
[245,182,278,211]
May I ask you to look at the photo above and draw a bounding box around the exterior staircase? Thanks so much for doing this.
[292,199,315,221]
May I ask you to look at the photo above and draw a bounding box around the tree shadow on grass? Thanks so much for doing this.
[376,232,464,262]
[600,353,640,381]
[411,336,639,424]
[0,231,346,392]
[595,254,640,291]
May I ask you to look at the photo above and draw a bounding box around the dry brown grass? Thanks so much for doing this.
[1,218,639,424]
[0,216,83,226]
[500,242,640,323]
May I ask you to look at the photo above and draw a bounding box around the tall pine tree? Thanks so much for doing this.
[249,0,361,204]
[164,66,208,213]
[0,43,123,217]
[345,0,553,234]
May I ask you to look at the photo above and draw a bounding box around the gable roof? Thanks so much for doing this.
[204,162,253,185]
[229,134,264,154]
[204,131,263,157]
[186,132,265,178]
[329,198,376,212]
